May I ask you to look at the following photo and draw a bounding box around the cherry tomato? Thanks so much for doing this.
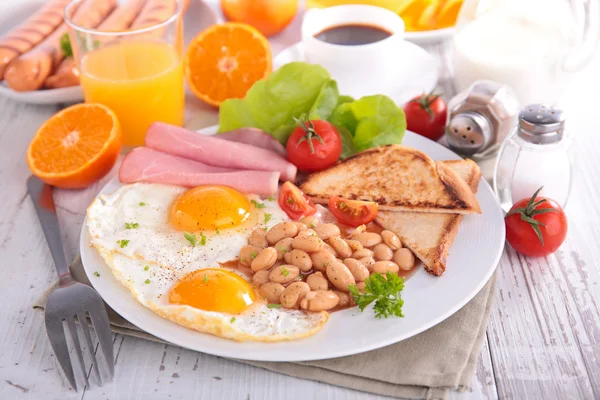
[278,181,317,220]
[505,188,568,257]
[328,196,378,227]
[286,120,342,173]
[403,92,447,141]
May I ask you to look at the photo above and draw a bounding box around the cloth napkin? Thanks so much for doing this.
[34,258,496,400]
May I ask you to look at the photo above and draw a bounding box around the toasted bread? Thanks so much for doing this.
[376,159,481,276]
[301,145,481,214]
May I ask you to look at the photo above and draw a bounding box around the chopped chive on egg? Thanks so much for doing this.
[230,317,236,323]
[125,222,139,229]
[267,304,281,309]
[93,271,100,277]
[145,279,150,284]
[117,239,130,248]
[144,265,149,271]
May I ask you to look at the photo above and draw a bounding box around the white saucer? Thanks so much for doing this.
[273,41,439,105]
[405,27,455,45]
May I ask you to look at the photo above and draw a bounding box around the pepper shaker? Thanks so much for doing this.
[493,104,573,212]
[446,80,519,158]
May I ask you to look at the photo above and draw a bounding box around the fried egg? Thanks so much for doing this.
[87,183,328,341]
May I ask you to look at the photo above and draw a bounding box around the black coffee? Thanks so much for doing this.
[314,24,392,46]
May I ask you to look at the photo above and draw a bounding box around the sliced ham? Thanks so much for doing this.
[119,147,280,195]
[146,122,297,182]
[216,128,287,157]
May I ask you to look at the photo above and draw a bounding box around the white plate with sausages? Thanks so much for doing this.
[0,0,219,105]
[79,126,505,362]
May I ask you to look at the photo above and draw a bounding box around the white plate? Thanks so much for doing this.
[0,0,218,105]
[274,41,438,106]
[80,126,505,362]
[405,27,455,45]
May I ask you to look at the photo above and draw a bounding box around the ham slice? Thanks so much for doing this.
[119,147,280,195]
[146,122,297,182]
[216,128,287,157]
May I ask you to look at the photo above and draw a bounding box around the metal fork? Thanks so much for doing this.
[28,176,114,391]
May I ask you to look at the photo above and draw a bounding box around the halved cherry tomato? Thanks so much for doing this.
[328,196,378,227]
[278,182,317,220]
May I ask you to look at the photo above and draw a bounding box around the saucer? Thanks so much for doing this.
[273,41,439,105]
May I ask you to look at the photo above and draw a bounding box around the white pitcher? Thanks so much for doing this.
[453,0,598,107]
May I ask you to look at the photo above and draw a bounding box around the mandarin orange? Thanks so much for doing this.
[185,23,271,106]
[27,103,121,189]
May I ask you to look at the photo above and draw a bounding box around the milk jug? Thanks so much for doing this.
[453,0,598,107]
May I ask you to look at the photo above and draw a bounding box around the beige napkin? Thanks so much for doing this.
[34,258,496,400]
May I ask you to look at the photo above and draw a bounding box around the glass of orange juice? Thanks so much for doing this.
[65,0,185,147]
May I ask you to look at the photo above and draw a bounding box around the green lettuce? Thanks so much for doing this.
[218,62,405,156]
[218,62,333,144]
[334,95,406,152]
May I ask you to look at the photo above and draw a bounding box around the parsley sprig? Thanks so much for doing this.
[125,222,139,229]
[185,232,207,247]
[349,272,405,319]
[251,200,266,209]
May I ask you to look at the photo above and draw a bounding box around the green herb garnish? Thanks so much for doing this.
[199,232,207,246]
[184,232,197,246]
[267,303,281,309]
[203,274,208,283]
[230,317,236,323]
[60,33,72,58]
[139,202,146,206]
[281,266,290,277]
[93,271,100,277]
[267,197,275,201]
[117,239,130,248]
[251,200,266,209]
[144,265,149,271]
[145,279,150,284]
[125,222,139,229]
[250,251,258,260]
[264,213,273,224]
[349,272,405,319]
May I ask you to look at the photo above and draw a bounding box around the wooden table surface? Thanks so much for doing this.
[1,1,600,399]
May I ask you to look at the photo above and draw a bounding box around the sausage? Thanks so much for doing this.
[0,0,71,80]
[131,0,179,29]
[45,0,147,89]
[5,0,117,92]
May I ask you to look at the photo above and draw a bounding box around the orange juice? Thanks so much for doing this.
[80,40,184,147]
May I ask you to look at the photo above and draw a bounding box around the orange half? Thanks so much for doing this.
[27,103,121,189]
[185,22,272,106]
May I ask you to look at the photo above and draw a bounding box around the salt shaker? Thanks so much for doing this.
[493,104,573,212]
[446,80,519,158]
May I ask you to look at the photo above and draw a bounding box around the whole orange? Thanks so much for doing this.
[221,0,299,37]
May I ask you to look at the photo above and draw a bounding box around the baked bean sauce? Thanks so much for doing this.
[221,218,419,314]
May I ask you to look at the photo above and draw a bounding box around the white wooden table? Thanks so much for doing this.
[2,2,600,399]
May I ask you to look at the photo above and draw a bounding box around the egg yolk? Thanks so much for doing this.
[169,185,250,231]
[169,268,256,314]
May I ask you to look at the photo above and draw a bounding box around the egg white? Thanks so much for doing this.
[87,183,328,341]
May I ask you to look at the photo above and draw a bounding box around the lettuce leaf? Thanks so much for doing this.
[332,95,406,152]
[218,62,332,145]
[218,62,406,157]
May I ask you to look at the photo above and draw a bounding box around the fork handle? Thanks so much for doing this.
[27,177,73,285]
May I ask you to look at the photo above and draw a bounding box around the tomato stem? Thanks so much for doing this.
[293,118,325,154]
[415,89,441,121]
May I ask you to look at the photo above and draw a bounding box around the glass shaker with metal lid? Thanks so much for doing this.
[493,104,573,213]
[446,80,519,159]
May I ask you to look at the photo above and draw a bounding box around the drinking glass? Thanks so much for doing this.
[65,0,185,147]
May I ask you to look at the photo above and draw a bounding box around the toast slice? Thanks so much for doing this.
[376,159,482,276]
[301,145,481,214]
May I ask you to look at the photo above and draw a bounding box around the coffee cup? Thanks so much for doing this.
[301,5,405,98]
